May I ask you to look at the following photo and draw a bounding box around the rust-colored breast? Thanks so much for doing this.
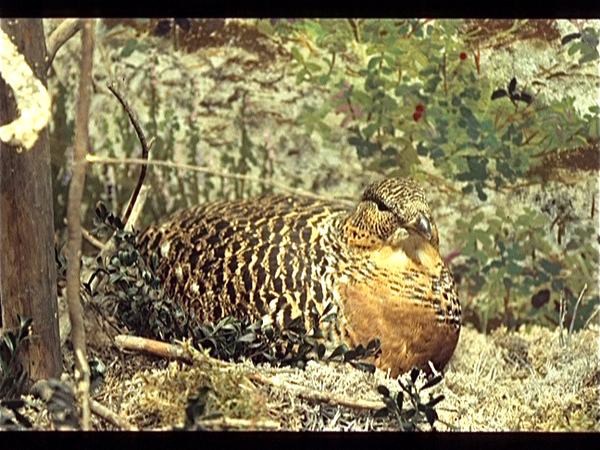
[338,241,460,377]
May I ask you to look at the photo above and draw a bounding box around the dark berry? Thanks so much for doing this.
[460,52,467,60]
[413,111,422,122]
[415,103,425,113]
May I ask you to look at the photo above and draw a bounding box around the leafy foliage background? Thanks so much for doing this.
[46,19,599,334]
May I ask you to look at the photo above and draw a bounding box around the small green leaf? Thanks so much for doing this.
[374,407,388,418]
[410,367,420,384]
[427,394,445,407]
[304,62,322,73]
[295,69,309,85]
[396,391,404,410]
[383,55,396,68]
[4,334,15,354]
[350,361,376,374]
[120,39,138,58]
[362,123,379,140]
[425,407,438,426]
[507,262,522,276]
[290,46,304,62]
[236,333,256,343]
[367,338,381,352]
[329,343,348,360]
[317,344,326,359]
[540,259,562,276]
[316,74,330,85]
[377,385,390,397]
[421,374,443,390]
[368,56,383,70]
[579,48,599,65]
[567,40,586,56]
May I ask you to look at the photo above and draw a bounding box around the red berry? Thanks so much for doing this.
[413,111,422,122]
[460,52,468,60]
[415,103,425,113]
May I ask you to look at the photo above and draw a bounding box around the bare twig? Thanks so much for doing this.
[247,371,385,411]
[63,217,104,249]
[115,335,195,365]
[90,399,137,430]
[442,51,448,96]
[88,87,153,289]
[194,417,280,430]
[86,155,355,206]
[106,81,150,228]
[558,292,566,347]
[82,227,104,249]
[583,303,600,330]
[45,19,83,71]
[66,19,94,430]
[114,334,231,370]
[114,334,386,413]
[568,283,587,347]
[126,184,150,232]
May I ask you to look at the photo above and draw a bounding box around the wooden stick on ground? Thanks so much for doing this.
[90,399,138,431]
[114,334,228,368]
[246,372,385,411]
[114,334,386,413]
[194,417,280,430]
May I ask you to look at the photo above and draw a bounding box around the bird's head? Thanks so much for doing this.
[344,178,439,250]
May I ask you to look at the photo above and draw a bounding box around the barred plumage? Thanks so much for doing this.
[139,178,461,376]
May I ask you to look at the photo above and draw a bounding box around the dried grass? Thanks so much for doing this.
[79,323,599,431]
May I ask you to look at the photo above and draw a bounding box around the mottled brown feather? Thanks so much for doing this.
[138,178,461,375]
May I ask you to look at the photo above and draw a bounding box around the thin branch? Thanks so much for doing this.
[568,283,587,347]
[442,51,448,97]
[82,227,104,249]
[583,303,600,330]
[90,399,137,430]
[66,19,94,430]
[45,19,83,71]
[115,335,193,366]
[63,217,104,249]
[558,292,566,347]
[247,372,385,411]
[114,334,386,412]
[193,417,280,430]
[114,334,230,370]
[348,19,360,43]
[125,184,150,232]
[106,81,150,227]
[86,155,355,206]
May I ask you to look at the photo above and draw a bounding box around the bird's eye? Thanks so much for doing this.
[374,199,390,212]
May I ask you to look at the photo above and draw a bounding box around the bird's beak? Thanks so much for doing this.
[408,212,432,241]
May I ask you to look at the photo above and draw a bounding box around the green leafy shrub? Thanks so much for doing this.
[48,19,599,333]
[0,315,32,399]
[375,367,447,431]
[261,18,599,331]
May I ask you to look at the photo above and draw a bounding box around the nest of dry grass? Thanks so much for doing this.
[47,323,596,431]
[5,294,598,431]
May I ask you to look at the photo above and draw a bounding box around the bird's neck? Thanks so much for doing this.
[334,212,442,272]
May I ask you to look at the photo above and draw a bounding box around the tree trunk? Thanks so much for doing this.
[0,19,61,382]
